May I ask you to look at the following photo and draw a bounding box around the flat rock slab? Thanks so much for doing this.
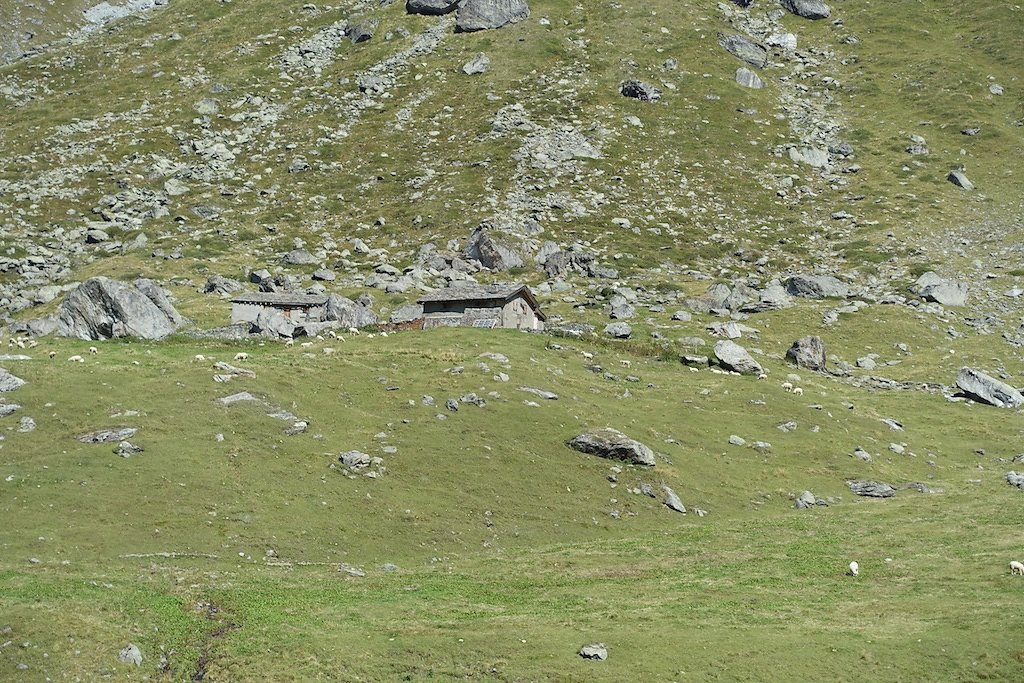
[847,480,896,498]
[567,428,655,466]
[0,368,26,392]
[519,386,558,400]
[956,367,1024,408]
[77,427,138,443]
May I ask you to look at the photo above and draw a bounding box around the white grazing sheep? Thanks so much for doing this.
[89,346,98,355]
[48,350,57,359]
[792,387,804,396]
[315,335,325,341]
[68,355,84,363]
[380,331,388,338]
[300,342,313,348]
[619,360,632,368]
[194,354,206,362]
[781,382,793,392]
[582,351,594,360]
[347,327,359,335]
[757,372,768,380]
[323,347,335,355]
[233,352,249,361]
[327,330,338,339]
[848,561,859,577]
[1011,560,1024,575]
[284,339,294,347]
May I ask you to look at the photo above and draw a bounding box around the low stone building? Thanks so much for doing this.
[417,284,546,330]
[230,292,328,326]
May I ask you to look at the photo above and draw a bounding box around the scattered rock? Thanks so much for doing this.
[955,367,1024,408]
[847,480,896,498]
[736,67,764,89]
[456,0,530,32]
[0,369,26,392]
[567,428,656,466]
[794,491,828,509]
[118,643,143,666]
[579,643,608,661]
[462,52,490,75]
[718,34,767,69]
[662,485,686,513]
[785,336,827,372]
[1006,472,1024,490]
[912,272,968,307]
[785,275,849,299]
[947,170,974,191]
[77,427,138,443]
[407,0,460,15]
[781,0,831,20]
[620,79,662,101]
[603,322,632,339]
[712,340,763,375]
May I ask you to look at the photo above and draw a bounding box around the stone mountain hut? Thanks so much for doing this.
[230,292,328,326]
[417,284,546,331]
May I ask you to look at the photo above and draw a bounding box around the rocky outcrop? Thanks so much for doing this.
[55,277,183,340]
[955,367,1024,408]
[567,428,656,466]
[456,0,530,32]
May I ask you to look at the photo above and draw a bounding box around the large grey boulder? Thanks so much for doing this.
[567,428,656,466]
[956,367,1024,408]
[1006,472,1024,490]
[912,272,968,307]
[323,295,378,328]
[786,336,827,372]
[254,308,296,338]
[456,0,529,31]
[203,275,243,296]
[56,277,183,340]
[713,340,763,375]
[390,303,424,324]
[0,368,26,392]
[407,0,460,15]
[718,34,767,68]
[785,275,849,299]
[463,224,523,271]
[781,0,831,20]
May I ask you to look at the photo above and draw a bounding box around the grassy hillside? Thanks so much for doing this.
[2,0,1024,679]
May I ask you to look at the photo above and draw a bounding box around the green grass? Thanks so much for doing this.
[2,329,1024,679]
